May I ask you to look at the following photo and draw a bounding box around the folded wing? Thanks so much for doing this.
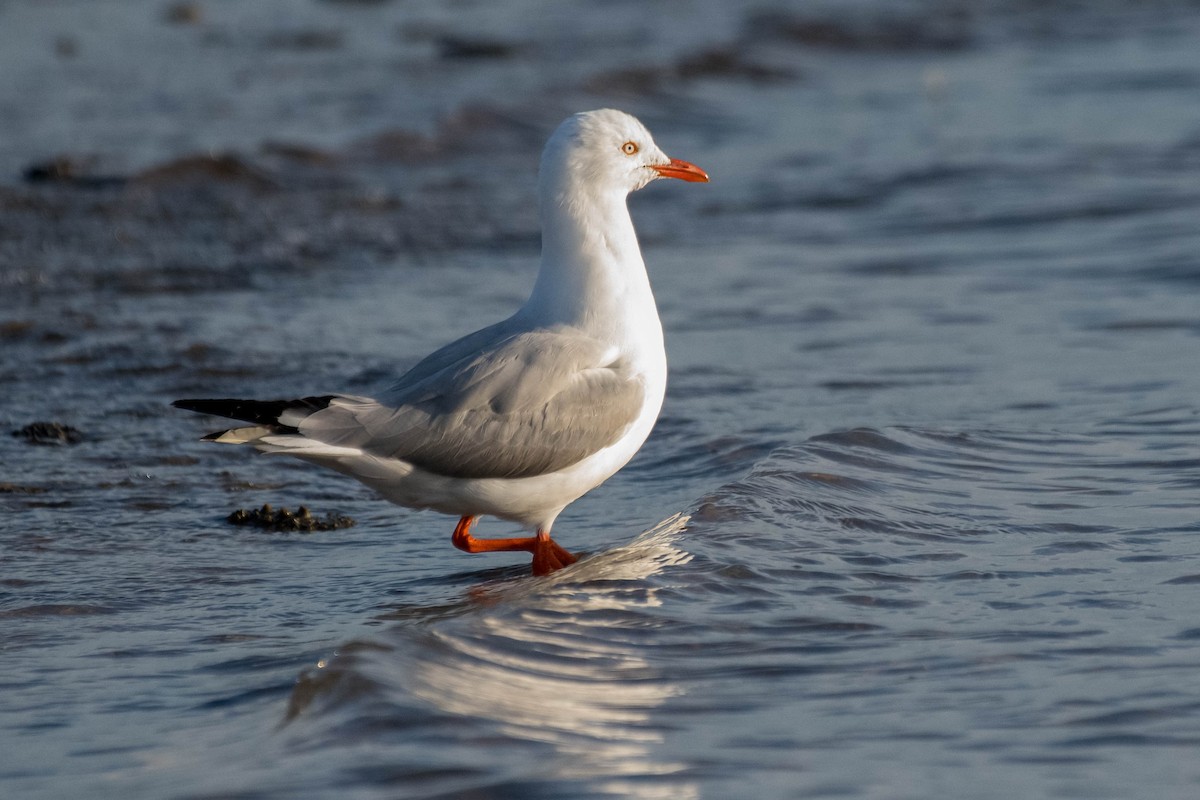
[178,324,646,481]
[309,326,645,479]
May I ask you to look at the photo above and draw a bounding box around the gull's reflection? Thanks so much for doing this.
[389,513,696,797]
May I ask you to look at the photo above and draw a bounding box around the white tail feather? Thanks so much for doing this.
[210,425,275,444]
[255,434,363,458]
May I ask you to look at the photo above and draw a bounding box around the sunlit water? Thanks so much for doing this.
[3,1,1200,798]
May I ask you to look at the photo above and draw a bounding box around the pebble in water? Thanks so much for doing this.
[226,503,356,533]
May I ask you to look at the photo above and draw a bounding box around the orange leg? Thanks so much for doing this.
[451,515,577,576]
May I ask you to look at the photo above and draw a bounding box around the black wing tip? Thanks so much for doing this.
[171,396,338,425]
[172,398,247,416]
[172,398,212,411]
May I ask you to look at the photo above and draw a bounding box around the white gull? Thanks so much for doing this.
[174,109,708,575]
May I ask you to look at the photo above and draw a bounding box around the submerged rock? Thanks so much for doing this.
[746,10,974,52]
[163,2,202,26]
[226,503,356,533]
[587,47,795,94]
[0,482,48,494]
[436,35,520,60]
[22,157,126,188]
[12,422,83,445]
[133,153,278,190]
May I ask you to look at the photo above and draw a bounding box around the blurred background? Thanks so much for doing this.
[3,1,1200,798]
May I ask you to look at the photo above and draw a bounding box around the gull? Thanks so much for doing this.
[173,109,708,576]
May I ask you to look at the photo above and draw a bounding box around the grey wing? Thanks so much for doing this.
[299,327,646,479]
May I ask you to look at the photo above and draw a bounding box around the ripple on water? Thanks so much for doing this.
[274,424,1200,797]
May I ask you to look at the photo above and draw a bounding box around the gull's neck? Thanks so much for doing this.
[520,175,662,350]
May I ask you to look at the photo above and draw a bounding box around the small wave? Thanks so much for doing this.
[285,516,701,796]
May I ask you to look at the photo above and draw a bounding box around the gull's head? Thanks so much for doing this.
[540,109,709,198]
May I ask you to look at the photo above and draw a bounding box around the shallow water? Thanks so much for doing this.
[3,1,1200,798]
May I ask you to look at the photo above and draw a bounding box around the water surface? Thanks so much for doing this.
[3,1,1200,797]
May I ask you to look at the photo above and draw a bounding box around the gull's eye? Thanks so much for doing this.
[621,141,639,156]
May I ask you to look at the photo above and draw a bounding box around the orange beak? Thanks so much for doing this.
[651,158,709,183]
